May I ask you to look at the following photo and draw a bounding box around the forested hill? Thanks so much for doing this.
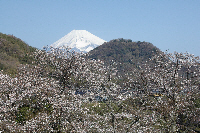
[87,38,162,72]
[0,33,36,75]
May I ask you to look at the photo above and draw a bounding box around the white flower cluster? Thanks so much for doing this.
[0,47,199,132]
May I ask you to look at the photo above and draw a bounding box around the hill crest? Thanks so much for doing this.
[87,38,162,72]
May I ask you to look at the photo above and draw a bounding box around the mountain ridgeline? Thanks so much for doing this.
[87,38,162,72]
[0,33,36,75]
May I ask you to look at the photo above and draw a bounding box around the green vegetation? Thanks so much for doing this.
[194,98,200,108]
[0,33,36,75]
[87,38,162,73]
[82,101,123,116]
[15,96,53,124]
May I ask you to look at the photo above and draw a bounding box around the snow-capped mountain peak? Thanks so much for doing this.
[51,30,106,53]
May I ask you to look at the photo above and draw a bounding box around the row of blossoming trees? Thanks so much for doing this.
[0,46,199,132]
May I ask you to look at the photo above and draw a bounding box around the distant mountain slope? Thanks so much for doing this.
[0,33,36,75]
[51,30,106,53]
[87,38,162,72]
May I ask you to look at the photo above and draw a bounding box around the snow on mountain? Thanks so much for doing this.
[51,30,106,53]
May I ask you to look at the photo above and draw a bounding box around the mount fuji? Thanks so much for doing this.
[51,30,106,53]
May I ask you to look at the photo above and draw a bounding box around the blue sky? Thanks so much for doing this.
[1,0,200,56]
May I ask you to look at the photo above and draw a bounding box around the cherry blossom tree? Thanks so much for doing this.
[0,46,199,132]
